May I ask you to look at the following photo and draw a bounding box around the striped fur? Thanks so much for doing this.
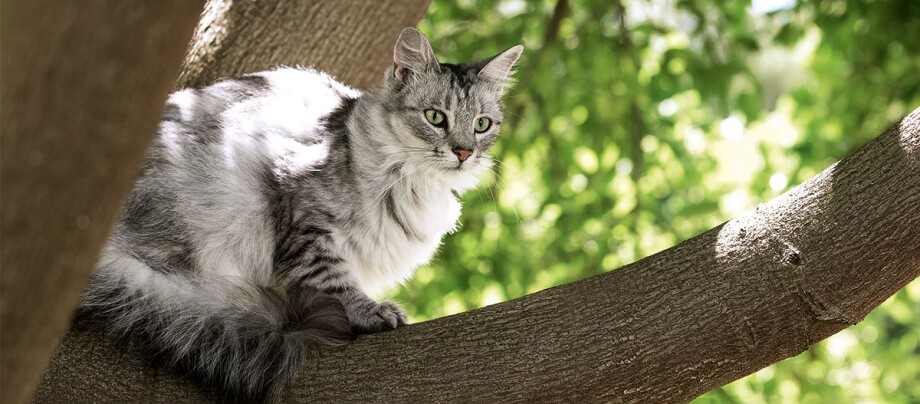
[80,28,522,401]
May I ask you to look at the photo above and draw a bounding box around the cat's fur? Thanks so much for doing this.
[79,27,522,401]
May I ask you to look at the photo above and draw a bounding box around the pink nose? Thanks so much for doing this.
[453,148,473,162]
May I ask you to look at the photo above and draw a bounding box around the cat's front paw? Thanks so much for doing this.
[350,301,407,334]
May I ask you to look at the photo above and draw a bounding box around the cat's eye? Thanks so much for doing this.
[425,109,446,127]
[474,117,492,133]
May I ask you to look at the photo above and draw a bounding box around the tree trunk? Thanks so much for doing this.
[36,105,920,401]
[0,2,204,404]
[177,0,432,89]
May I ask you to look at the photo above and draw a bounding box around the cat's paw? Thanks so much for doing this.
[350,301,407,334]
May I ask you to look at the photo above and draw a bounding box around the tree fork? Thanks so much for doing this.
[8,0,917,400]
[37,109,920,401]
[1,1,430,402]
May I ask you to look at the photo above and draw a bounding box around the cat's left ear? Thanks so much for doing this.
[393,27,439,82]
[478,45,524,88]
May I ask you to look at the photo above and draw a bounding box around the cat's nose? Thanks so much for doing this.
[452,148,473,162]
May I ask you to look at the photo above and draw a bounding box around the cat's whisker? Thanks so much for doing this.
[482,162,523,227]
[485,185,502,252]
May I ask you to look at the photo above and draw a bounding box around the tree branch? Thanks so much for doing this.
[20,0,920,401]
[37,107,920,401]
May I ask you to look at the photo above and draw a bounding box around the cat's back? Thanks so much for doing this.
[223,68,360,138]
[119,68,360,279]
[151,67,360,179]
[162,68,359,144]
[154,66,361,205]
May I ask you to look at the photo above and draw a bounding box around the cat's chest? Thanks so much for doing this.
[343,191,461,296]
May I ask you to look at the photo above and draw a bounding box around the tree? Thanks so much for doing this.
[34,109,920,402]
[1,1,428,403]
[4,0,918,402]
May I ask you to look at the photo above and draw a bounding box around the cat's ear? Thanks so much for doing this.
[478,45,524,86]
[393,27,439,81]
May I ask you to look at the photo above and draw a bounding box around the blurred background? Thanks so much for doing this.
[390,0,919,401]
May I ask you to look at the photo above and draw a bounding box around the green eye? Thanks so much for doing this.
[474,117,492,133]
[425,109,446,127]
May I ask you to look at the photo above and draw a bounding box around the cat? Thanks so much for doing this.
[78,27,522,401]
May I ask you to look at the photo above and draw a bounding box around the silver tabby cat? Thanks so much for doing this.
[79,28,522,400]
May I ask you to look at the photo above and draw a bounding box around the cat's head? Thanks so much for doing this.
[378,27,522,186]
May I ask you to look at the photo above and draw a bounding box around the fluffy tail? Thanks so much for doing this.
[79,264,352,402]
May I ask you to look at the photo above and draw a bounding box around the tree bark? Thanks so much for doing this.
[177,0,432,89]
[2,1,429,402]
[15,0,919,401]
[36,104,920,401]
[0,2,204,403]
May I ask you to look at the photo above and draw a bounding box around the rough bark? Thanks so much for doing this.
[0,2,204,403]
[177,0,432,89]
[2,2,430,402]
[36,106,920,401]
[12,0,918,401]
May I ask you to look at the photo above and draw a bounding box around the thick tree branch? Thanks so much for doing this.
[37,108,920,401]
[177,0,431,89]
[0,2,204,403]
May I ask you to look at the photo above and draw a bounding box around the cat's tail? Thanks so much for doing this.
[78,253,352,402]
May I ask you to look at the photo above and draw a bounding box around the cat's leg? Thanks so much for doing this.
[292,261,406,333]
[329,288,407,333]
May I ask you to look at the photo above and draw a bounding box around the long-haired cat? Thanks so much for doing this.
[79,27,522,401]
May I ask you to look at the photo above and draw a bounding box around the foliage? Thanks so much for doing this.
[393,0,920,400]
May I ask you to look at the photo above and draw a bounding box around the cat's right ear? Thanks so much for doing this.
[393,27,438,82]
